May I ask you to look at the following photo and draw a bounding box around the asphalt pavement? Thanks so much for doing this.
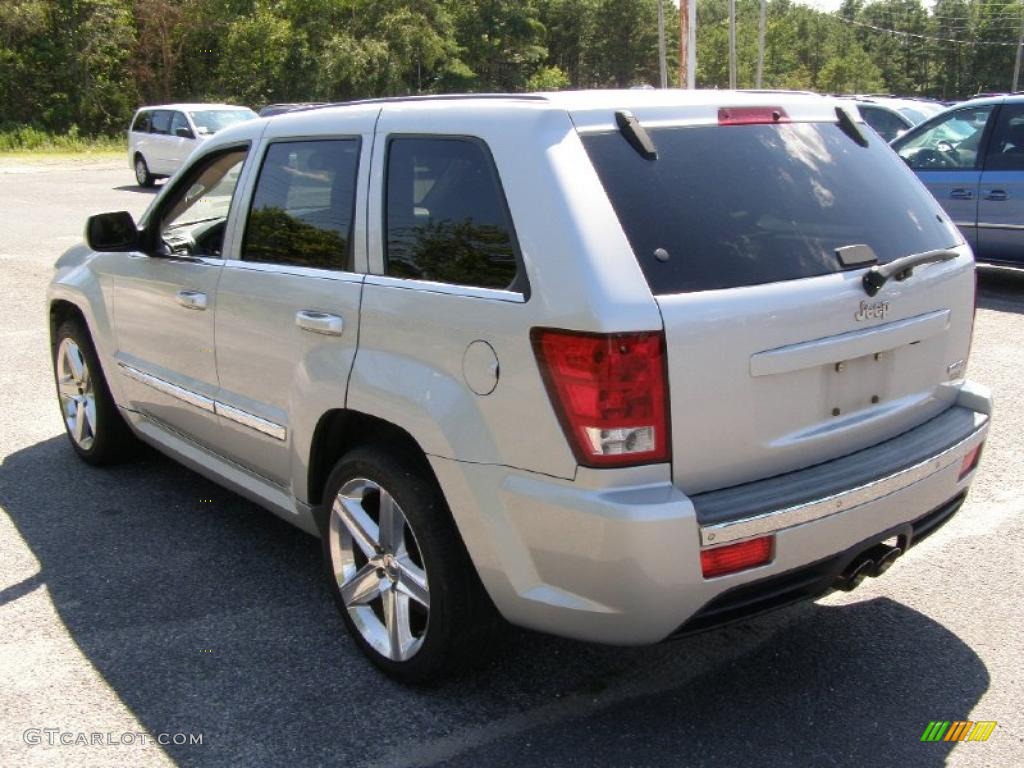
[0,158,1021,767]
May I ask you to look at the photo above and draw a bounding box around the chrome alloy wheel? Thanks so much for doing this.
[56,338,97,450]
[329,478,430,661]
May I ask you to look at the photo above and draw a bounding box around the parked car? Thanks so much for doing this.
[853,95,948,125]
[52,91,990,682]
[258,102,328,118]
[843,98,914,141]
[128,103,257,187]
[892,94,1024,267]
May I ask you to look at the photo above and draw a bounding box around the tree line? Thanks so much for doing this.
[1,0,1021,136]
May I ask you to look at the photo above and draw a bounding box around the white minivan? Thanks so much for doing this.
[127,103,256,187]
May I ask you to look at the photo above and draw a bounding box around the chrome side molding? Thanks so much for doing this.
[118,363,286,441]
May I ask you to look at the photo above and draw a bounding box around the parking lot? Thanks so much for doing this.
[1,158,1022,767]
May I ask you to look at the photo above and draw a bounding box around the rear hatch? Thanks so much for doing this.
[580,102,975,494]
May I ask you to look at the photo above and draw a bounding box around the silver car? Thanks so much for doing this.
[51,91,991,682]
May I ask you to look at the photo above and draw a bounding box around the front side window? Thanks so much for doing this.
[242,139,360,271]
[983,104,1024,172]
[170,111,192,138]
[150,110,172,136]
[895,106,994,170]
[159,148,248,257]
[385,137,521,291]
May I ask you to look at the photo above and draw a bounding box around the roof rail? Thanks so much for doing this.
[301,93,550,113]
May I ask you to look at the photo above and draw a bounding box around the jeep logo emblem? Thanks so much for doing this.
[855,300,889,321]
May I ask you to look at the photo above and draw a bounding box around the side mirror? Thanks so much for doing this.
[175,126,195,139]
[85,211,139,252]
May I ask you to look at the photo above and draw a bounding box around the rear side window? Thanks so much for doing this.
[983,104,1024,172]
[131,111,152,133]
[384,137,521,291]
[583,122,959,294]
[859,106,908,142]
[243,139,360,271]
[150,110,172,135]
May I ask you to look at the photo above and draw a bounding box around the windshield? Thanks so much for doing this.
[582,121,960,294]
[189,109,257,135]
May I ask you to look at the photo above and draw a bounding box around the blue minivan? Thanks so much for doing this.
[892,95,1024,267]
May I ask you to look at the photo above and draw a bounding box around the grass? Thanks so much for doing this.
[0,127,124,156]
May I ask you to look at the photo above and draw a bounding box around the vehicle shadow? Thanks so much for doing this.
[977,264,1024,314]
[113,184,161,194]
[0,436,988,768]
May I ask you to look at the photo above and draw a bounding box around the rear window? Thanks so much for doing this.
[582,121,959,294]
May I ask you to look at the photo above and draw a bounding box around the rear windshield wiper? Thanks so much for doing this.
[862,249,959,297]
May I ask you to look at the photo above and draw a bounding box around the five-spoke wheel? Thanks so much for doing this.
[330,478,430,662]
[56,337,97,451]
[321,445,498,683]
[52,318,136,464]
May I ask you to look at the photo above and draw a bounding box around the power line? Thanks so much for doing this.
[836,15,1024,45]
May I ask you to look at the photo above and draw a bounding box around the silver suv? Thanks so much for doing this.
[50,91,991,682]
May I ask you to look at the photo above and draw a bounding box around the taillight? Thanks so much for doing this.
[958,443,983,481]
[531,329,670,468]
[718,106,790,126]
[700,536,774,578]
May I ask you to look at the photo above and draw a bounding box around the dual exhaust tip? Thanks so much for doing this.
[834,542,903,592]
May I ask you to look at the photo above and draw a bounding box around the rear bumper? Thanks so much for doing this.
[430,381,991,645]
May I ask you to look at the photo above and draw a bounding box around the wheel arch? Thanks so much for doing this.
[306,408,436,508]
[49,299,88,351]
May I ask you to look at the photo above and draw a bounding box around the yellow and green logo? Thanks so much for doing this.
[921,721,997,742]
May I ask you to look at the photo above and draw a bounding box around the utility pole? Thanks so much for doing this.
[1015,16,1024,92]
[728,0,737,89]
[680,0,696,89]
[658,0,668,88]
[756,0,766,88]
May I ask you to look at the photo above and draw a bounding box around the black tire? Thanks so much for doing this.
[320,444,499,684]
[52,318,137,465]
[134,154,155,187]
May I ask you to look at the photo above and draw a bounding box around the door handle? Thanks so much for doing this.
[176,290,208,310]
[949,188,974,200]
[295,310,344,336]
[983,189,1009,201]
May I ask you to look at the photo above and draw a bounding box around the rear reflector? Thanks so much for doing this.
[718,106,790,126]
[701,536,774,578]
[958,443,983,480]
[531,329,670,467]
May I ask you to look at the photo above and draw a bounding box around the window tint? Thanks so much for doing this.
[131,111,152,133]
[150,110,172,135]
[859,106,909,142]
[984,104,1024,172]
[895,105,994,170]
[385,137,520,291]
[243,139,360,270]
[160,148,248,257]
[170,111,191,137]
[583,122,959,294]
